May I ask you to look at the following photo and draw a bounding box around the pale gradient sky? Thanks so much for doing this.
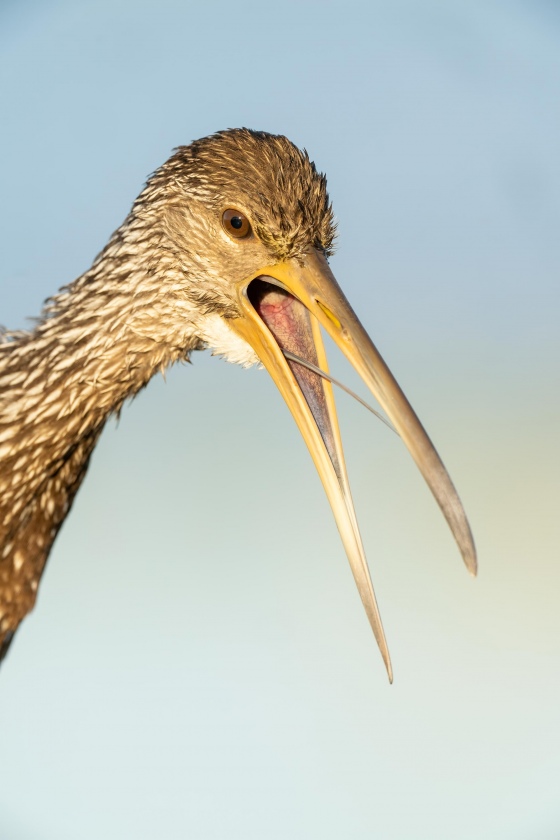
[1,1,559,838]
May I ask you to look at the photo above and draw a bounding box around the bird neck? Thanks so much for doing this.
[8,210,203,432]
[0,218,203,633]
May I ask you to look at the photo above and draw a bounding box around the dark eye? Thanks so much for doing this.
[222,208,251,239]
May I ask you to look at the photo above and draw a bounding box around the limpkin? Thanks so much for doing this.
[0,129,476,680]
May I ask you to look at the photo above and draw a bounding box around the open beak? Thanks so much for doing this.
[227,248,476,682]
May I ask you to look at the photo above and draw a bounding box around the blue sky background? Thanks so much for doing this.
[1,1,559,838]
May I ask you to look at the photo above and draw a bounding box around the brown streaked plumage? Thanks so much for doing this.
[0,128,476,678]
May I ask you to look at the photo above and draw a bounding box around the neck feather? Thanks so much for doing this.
[0,215,202,643]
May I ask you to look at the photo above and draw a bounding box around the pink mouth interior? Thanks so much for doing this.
[248,278,339,474]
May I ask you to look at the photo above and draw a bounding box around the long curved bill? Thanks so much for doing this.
[227,248,476,681]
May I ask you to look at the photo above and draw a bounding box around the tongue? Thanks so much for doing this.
[249,279,339,473]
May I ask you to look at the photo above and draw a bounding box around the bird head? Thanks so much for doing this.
[97,129,477,680]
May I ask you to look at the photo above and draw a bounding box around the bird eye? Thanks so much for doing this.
[222,209,251,239]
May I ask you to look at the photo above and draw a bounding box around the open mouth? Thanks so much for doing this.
[228,249,476,681]
[246,273,395,678]
[248,278,340,477]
